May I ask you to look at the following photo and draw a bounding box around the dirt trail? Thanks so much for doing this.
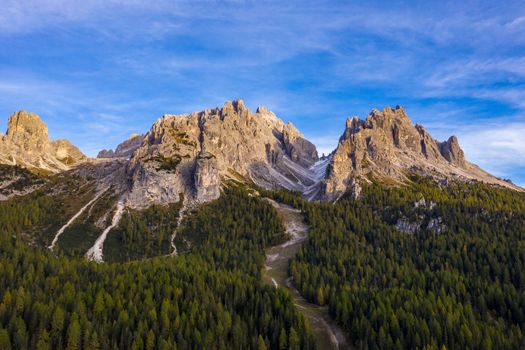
[262,199,350,350]
[48,188,107,250]
[169,196,191,256]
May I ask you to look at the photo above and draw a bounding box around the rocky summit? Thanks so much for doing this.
[0,102,521,206]
[125,100,320,207]
[0,111,86,173]
[321,106,521,200]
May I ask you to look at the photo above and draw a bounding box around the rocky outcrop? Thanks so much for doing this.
[3,103,521,206]
[194,151,220,202]
[0,111,86,173]
[321,106,522,200]
[97,134,143,159]
[282,123,318,168]
[439,136,466,167]
[51,139,86,165]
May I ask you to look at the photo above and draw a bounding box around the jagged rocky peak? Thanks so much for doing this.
[439,135,466,167]
[5,111,49,152]
[0,111,86,172]
[98,133,143,159]
[126,99,320,207]
[321,106,519,200]
[282,122,319,168]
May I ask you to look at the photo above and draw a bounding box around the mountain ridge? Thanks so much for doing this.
[0,102,521,208]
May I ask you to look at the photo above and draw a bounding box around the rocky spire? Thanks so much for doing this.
[5,111,49,153]
[98,133,144,159]
[439,135,466,167]
[0,111,86,172]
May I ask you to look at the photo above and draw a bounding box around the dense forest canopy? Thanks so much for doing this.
[278,176,525,349]
[0,180,316,350]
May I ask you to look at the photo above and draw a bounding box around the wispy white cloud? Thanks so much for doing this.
[1,0,525,181]
[459,122,525,176]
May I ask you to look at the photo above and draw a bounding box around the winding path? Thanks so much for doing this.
[262,198,350,350]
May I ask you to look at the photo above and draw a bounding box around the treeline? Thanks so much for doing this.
[289,177,525,349]
[0,183,316,349]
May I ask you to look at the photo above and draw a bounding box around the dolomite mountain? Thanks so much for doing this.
[0,111,86,173]
[123,100,522,207]
[0,102,521,208]
[125,100,321,207]
[321,106,522,200]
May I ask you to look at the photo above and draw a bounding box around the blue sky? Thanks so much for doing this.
[1,0,525,185]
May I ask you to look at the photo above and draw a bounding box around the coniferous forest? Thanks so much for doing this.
[283,176,525,349]
[1,167,525,349]
[0,182,315,350]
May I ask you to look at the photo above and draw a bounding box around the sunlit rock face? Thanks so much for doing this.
[0,111,86,172]
[125,100,320,207]
[321,106,521,200]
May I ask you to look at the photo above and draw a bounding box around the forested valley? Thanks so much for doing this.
[0,177,316,350]
[272,176,525,349]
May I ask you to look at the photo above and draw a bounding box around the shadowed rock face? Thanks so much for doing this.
[321,106,521,200]
[439,135,466,167]
[0,111,86,172]
[97,134,144,159]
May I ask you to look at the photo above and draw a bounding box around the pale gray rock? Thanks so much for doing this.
[395,218,421,234]
[427,217,447,234]
[194,151,220,202]
[126,100,320,207]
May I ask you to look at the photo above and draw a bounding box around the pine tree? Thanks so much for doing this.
[66,313,81,350]
[0,329,11,350]
[279,328,288,350]
[35,331,50,350]
[289,327,300,350]
[257,335,267,350]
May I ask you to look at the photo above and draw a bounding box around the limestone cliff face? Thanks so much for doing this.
[321,106,521,200]
[0,111,86,172]
[5,111,49,153]
[126,100,319,207]
[98,134,143,159]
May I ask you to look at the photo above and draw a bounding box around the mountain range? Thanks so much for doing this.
[1,100,520,208]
